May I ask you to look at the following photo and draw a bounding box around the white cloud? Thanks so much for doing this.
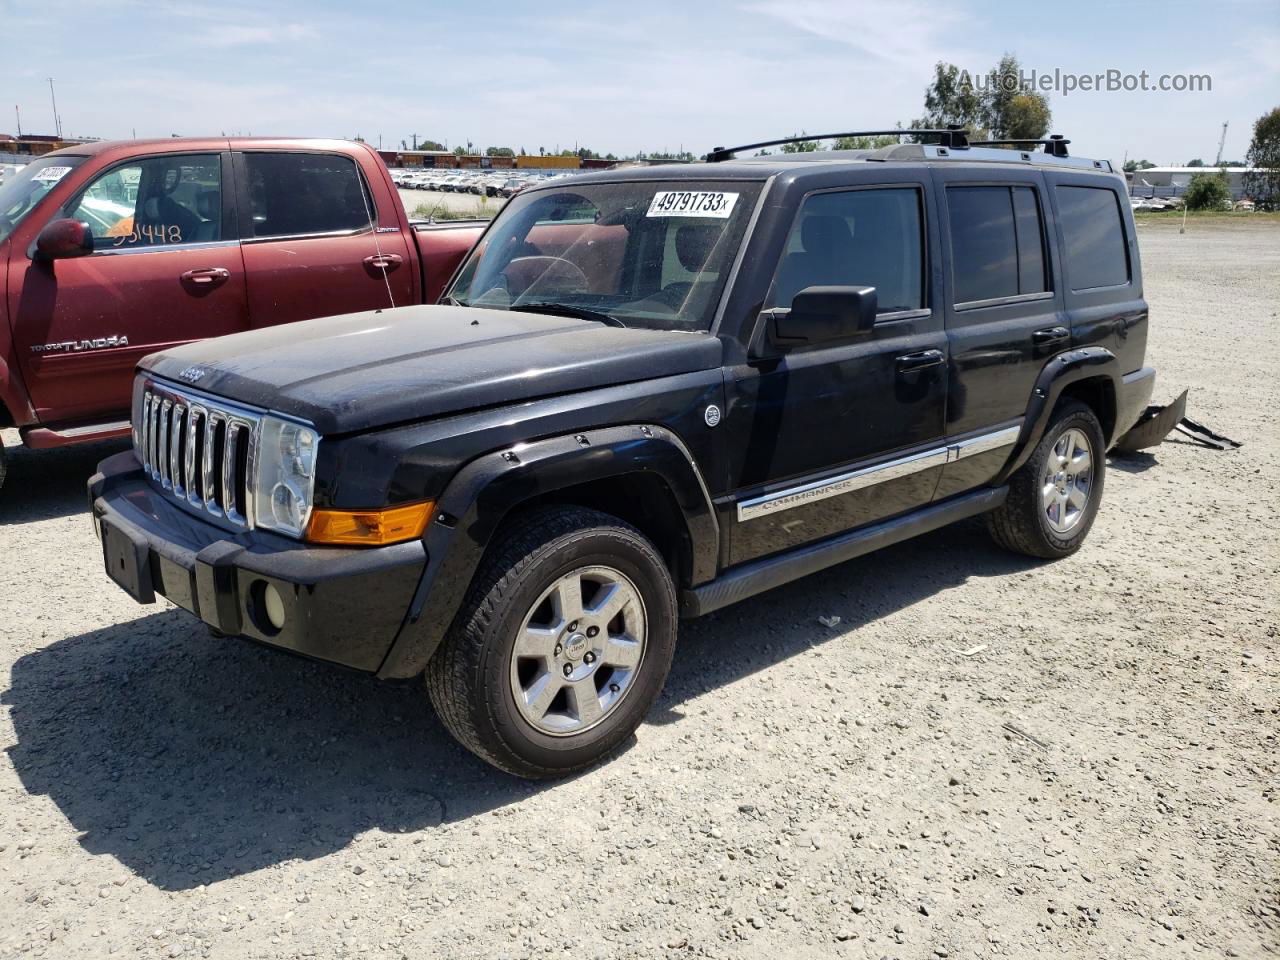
[748,0,974,68]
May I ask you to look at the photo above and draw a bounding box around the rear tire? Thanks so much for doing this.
[425,506,677,778]
[986,401,1105,559]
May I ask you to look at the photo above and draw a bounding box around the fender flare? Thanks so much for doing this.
[995,346,1120,484]
[376,423,718,679]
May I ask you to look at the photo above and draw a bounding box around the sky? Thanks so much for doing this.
[2,0,1277,166]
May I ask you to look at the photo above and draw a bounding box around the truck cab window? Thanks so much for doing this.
[243,153,373,239]
[64,155,222,250]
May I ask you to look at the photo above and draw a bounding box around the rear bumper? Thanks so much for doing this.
[88,451,426,672]
[1115,366,1157,443]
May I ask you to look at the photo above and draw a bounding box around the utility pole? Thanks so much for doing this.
[47,78,61,139]
[410,133,418,150]
[1214,121,1228,166]
[14,104,21,138]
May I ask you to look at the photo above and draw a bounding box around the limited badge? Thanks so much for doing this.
[704,404,722,427]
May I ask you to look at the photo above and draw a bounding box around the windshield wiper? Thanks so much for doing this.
[442,294,467,307]
[511,302,627,328]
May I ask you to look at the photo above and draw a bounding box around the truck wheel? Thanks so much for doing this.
[986,401,1106,559]
[426,506,677,778]
[0,433,6,495]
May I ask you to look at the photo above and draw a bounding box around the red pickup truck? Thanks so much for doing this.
[0,137,485,492]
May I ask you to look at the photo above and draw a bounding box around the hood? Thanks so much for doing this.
[141,305,723,434]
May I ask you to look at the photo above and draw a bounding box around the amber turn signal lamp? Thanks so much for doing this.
[305,501,434,546]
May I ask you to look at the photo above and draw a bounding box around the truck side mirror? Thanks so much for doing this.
[34,219,94,262]
[769,285,878,348]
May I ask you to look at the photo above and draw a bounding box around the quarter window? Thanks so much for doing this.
[65,154,222,250]
[1055,186,1129,290]
[948,185,1048,304]
[769,188,925,314]
[243,153,373,239]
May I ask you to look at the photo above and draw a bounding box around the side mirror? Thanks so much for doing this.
[34,219,93,262]
[770,285,878,348]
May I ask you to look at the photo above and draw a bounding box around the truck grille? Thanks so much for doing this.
[135,379,261,529]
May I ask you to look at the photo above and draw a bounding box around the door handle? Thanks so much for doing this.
[1032,325,1070,345]
[895,349,945,373]
[179,267,231,291]
[363,253,403,273]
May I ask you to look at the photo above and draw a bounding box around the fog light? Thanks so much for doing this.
[263,583,286,631]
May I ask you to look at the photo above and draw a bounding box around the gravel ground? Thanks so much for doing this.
[396,188,503,220]
[0,218,1276,959]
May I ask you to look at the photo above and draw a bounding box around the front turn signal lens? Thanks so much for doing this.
[304,501,434,546]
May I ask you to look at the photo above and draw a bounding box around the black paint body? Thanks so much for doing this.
[92,151,1155,679]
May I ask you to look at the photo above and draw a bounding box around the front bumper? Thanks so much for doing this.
[88,451,426,673]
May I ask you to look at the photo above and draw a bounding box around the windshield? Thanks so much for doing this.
[0,155,86,246]
[447,179,763,332]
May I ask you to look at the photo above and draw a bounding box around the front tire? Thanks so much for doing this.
[986,401,1106,559]
[425,506,677,778]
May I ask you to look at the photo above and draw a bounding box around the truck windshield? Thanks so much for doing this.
[447,179,763,332]
[0,156,87,246]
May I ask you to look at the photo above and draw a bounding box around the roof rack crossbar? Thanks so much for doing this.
[970,135,1070,158]
[706,127,970,162]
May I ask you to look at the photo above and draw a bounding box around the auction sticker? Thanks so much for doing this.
[33,165,72,182]
[647,190,739,219]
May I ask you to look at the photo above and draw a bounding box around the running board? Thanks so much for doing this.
[21,421,131,449]
[681,486,1008,618]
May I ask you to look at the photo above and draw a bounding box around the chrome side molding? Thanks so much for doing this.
[737,422,1022,522]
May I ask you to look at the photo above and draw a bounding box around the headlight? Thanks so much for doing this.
[252,417,320,538]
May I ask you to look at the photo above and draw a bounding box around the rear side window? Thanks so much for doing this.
[948,185,1048,304]
[1055,186,1129,290]
[242,153,373,239]
[769,187,924,314]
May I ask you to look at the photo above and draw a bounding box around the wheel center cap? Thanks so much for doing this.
[563,632,588,661]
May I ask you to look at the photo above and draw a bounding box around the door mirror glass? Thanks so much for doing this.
[34,218,93,261]
[771,285,878,347]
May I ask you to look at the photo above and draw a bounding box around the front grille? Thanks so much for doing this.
[136,378,261,529]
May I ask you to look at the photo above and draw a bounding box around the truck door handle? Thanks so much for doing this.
[179,267,230,291]
[1032,325,1070,345]
[895,349,945,373]
[363,253,403,273]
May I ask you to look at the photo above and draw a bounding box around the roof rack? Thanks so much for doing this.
[970,135,1071,158]
[706,126,970,162]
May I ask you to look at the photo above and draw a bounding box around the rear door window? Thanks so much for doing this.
[947,185,1048,304]
[242,153,373,239]
[1055,185,1129,290]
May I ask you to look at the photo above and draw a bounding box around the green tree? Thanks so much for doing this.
[914,63,988,135]
[420,140,446,152]
[780,131,820,153]
[1186,158,1204,167]
[832,133,901,150]
[1184,170,1231,210]
[1243,106,1280,210]
[913,54,1050,141]
[485,146,515,157]
[1001,92,1051,140]
[1123,159,1156,173]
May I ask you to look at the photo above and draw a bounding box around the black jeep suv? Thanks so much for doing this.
[90,132,1155,777]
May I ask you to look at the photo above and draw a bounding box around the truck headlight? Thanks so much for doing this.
[253,417,319,538]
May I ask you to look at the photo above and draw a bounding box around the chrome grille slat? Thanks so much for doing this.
[158,398,173,489]
[135,379,262,530]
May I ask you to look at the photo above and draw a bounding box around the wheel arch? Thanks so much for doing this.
[995,346,1121,484]
[376,423,718,679]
